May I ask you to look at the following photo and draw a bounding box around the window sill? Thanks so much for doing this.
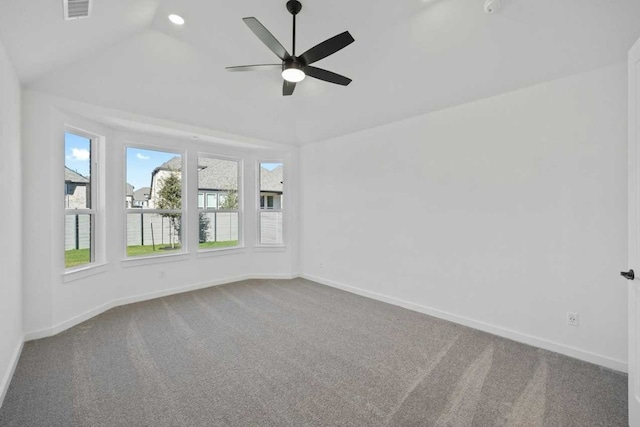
[197,246,246,258]
[121,252,190,268]
[63,263,110,283]
[254,245,288,253]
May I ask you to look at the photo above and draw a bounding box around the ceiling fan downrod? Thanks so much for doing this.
[286,0,302,56]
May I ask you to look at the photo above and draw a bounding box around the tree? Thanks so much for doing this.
[199,212,210,243]
[156,171,182,248]
[219,190,239,210]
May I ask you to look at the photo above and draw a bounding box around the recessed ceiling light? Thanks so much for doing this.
[168,14,185,25]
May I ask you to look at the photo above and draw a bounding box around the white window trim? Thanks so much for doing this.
[121,252,190,267]
[64,127,102,274]
[63,262,110,283]
[256,160,286,248]
[123,144,187,261]
[197,246,247,258]
[197,153,244,253]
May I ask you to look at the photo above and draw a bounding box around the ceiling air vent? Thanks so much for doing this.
[63,0,91,20]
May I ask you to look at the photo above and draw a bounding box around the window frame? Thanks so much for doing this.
[64,127,99,272]
[197,153,243,252]
[124,144,187,259]
[206,192,218,210]
[257,160,285,247]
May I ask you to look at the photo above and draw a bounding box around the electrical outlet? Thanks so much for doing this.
[159,271,166,280]
[567,312,579,326]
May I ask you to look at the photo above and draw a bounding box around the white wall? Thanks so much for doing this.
[301,63,628,371]
[22,90,300,338]
[0,37,22,404]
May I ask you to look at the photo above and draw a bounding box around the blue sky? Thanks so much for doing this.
[65,133,280,190]
[126,147,178,190]
[65,134,178,190]
[261,163,282,171]
[65,133,91,178]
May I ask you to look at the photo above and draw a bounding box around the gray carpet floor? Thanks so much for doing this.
[0,278,627,426]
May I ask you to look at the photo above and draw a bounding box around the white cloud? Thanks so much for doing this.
[71,148,90,161]
[137,153,150,160]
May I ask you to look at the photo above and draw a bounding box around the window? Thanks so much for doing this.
[206,193,218,210]
[258,162,284,245]
[125,147,183,257]
[260,195,275,209]
[198,156,240,250]
[64,131,96,269]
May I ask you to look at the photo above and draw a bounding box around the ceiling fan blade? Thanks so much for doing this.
[226,64,282,72]
[243,17,291,61]
[283,80,296,96]
[299,31,355,65]
[305,66,352,86]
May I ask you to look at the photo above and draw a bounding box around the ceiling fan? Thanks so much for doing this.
[226,0,355,96]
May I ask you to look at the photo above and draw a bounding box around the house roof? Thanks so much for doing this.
[154,157,181,173]
[260,166,283,193]
[198,158,238,191]
[2,0,639,145]
[65,167,89,184]
[134,187,151,202]
[154,156,282,192]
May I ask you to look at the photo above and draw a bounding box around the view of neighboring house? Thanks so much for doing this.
[65,159,285,251]
[147,156,283,209]
[258,164,284,244]
[121,157,284,248]
[148,156,182,209]
[197,158,240,209]
[132,187,151,208]
[260,166,283,209]
[125,183,134,208]
[64,167,91,251]
[64,167,89,209]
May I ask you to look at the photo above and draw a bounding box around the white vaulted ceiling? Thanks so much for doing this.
[1,0,639,144]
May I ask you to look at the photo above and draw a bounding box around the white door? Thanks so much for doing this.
[628,35,640,427]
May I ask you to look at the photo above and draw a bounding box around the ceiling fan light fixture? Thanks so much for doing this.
[282,63,305,83]
[168,14,185,25]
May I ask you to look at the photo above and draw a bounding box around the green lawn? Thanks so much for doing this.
[66,241,240,266]
[126,244,182,257]
[65,248,91,269]
[126,240,238,257]
[199,240,239,249]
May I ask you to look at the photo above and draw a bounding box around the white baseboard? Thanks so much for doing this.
[24,273,299,341]
[300,274,628,373]
[0,337,24,409]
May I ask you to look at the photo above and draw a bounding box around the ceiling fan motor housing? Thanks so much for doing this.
[283,60,304,72]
